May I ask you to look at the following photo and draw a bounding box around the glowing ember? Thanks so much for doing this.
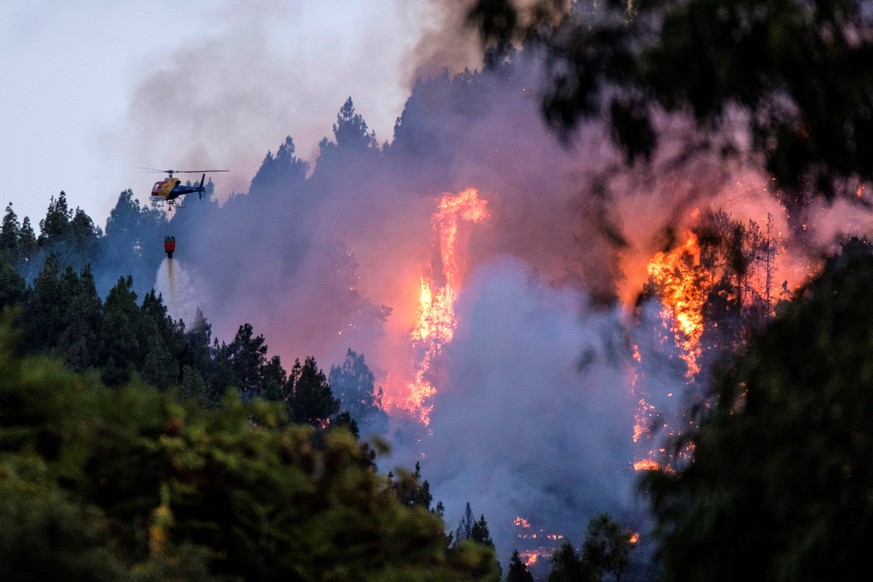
[400,187,489,424]
[514,515,564,567]
[633,459,660,472]
[514,516,532,529]
[646,232,706,377]
[629,532,640,544]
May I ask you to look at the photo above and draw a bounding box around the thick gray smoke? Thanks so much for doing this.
[408,255,640,558]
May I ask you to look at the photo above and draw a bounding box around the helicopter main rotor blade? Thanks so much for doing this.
[136,167,229,174]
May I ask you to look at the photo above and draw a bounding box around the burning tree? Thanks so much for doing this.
[632,211,782,469]
[642,244,873,581]
[399,187,490,424]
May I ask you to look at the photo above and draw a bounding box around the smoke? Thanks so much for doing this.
[402,0,483,84]
[120,0,438,197]
[406,255,639,558]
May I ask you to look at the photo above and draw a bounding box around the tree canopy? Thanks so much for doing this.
[0,314,499,580]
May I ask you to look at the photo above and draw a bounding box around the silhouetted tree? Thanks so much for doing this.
[507,550,534,582]
[548,542,592,582]
[18,217,36,260]
[140,290,184,389]
[249,136,310,196]
[454,502,475,546]
[225,323,270,398]
[391,461,433,509]
[99,275,141,386]
[580,513,633,582]
[285,356,339,427]
[471,514,494,547]
[260,355,287,403]
[320,96,379,154]
[0,203,20,257]
[38,191,72,246]
[328,348,389,436]
[0,254,26,310]
[20,254,64,353]
[100,189,166,296]
[56,264,102,372]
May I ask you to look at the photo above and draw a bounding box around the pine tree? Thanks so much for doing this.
[249,136,310,195]
[391,462,433,509]
[285,356,339,427]
[580,513,633,582]
[454,502,475,545]
[0,203,20,257]
[328,348,389,436]
[548,542,591,582]
[331,97,378,150]
[470,514,494,547]
[0,253,26,310]
[56,264,102,372]
[99,276,142,386]
[225,323,269,397]
[507,550,534,582]
[20,253,63,353]
[183,308,212,381]
[38,191,72,246]
[18,217,36,258]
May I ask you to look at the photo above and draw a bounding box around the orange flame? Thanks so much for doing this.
[646,232,706,377]
[514,516,532,529]
[401,188,489,424]
[633,459,660,472]
[520,550,543,567]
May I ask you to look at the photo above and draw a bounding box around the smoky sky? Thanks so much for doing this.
[120,0,485,202]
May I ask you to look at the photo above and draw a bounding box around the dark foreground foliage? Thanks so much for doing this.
[643,245,873,581]
[0,316,498,581]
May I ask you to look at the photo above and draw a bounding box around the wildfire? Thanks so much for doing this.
[513,515,565,567]
[646,232,706,377]
[630,232,707,472]
[401,187,489,424]
[519,550,544,567]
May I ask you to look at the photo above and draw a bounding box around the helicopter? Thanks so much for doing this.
[145,168,228,210]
